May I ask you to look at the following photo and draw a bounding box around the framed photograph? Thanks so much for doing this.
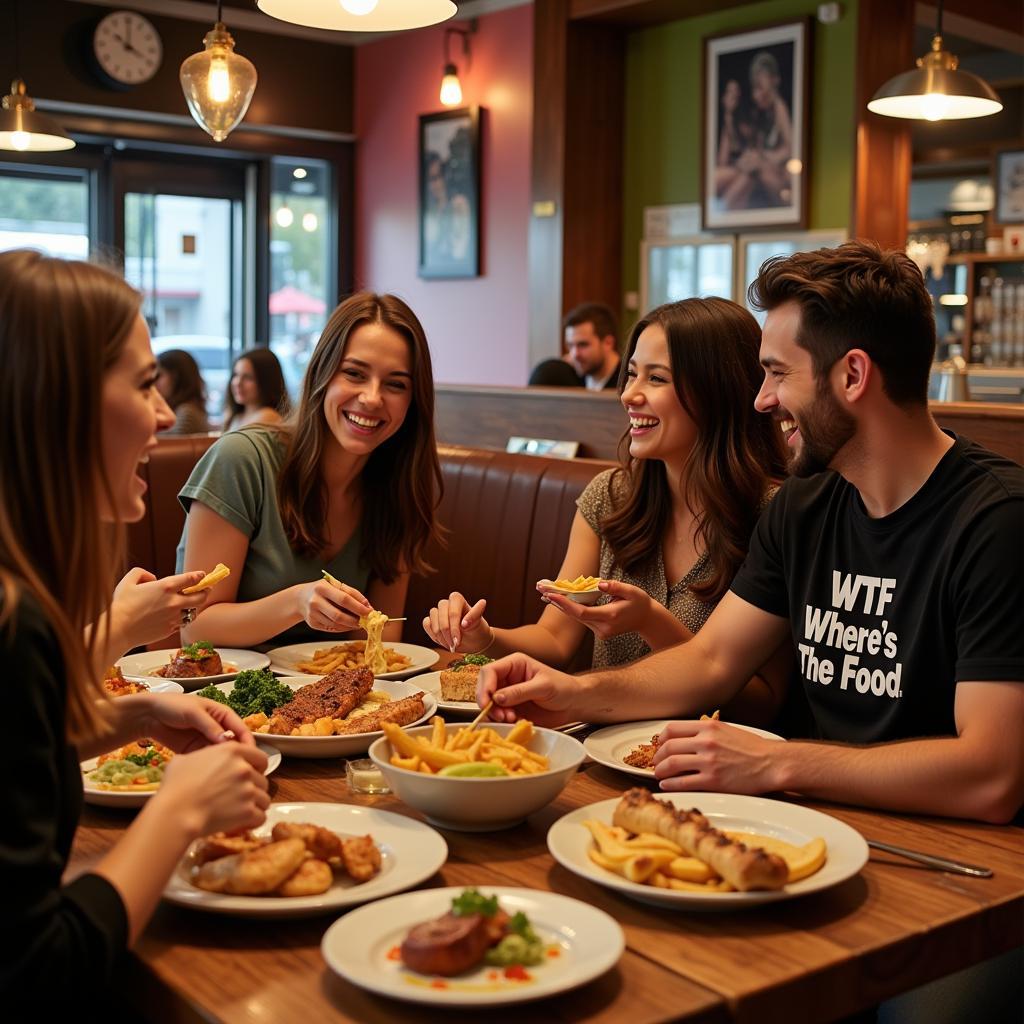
[994,148,1024,226]
[419,107,481,279]
[703,20,810,231]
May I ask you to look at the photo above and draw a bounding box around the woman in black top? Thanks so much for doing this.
[0,251,270,1008]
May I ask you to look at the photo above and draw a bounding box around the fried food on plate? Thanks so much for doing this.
[550,575,601,592]
[295,640,412,676]
[271,821,344,861]
[624,711,720,769]
[265,666,373,732]
[103,665,149,697]
[193,838,308,895]
[332,692,426,735]
[188,821,382,898]
[275,858,333,897]
[341,835,382,883]
[182,563,231,594]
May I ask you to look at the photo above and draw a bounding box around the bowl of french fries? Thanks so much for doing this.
[368,718,586,832]
[537,576,604,605]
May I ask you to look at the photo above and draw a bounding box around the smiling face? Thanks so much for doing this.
[322,321,413,456]
[620,322,698,466]
[100,315,173,522]
[231,357,259,408]
[755,301,855,477]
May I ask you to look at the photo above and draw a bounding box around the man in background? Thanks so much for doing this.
[564,303,621,390]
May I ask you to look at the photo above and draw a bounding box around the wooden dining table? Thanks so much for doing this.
[68,706,1024,1024]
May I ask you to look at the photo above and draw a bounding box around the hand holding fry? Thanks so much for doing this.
[182,563,231,594]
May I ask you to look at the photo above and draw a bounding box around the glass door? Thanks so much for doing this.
[114,158,249,421]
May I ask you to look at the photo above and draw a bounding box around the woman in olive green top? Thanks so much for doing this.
[177,293,443,648]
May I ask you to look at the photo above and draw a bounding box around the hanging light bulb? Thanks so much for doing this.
[867,0,1001,121]
[302,212,318,232]
[340,0,379,14]
[1,1,75,152]
[257,0,456,32]
[439,64,462,107]
[275,204,294,228]
[180,1,258,142]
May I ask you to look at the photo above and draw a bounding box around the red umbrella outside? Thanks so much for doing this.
[269,284,327,316]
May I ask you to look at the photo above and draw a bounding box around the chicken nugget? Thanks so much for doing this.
[340,834,382,883]
[274,858,333,897]
[191,831,263,865]
[192,838,307,895]
[271,821,345,861]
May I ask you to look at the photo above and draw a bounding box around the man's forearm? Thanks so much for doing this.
[773,737,1022,824]
[575,639,736,723]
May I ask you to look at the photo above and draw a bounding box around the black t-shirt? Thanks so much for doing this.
[0,590,128,1008]
[731,434,1024,744]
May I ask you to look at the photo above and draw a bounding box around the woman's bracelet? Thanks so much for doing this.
[477,626,497,655]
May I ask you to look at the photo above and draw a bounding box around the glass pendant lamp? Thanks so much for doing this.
[180,1,258,142]
[257,0,456,33]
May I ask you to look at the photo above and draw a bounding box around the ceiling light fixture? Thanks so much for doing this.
[302,212,318,232]
[292,167,308,179]
[256,0,457,33]
[180,0,258,142]
[440,22,476,108]
[867,0,1002,121]
[275,203,294,228]
[0,2,75,152]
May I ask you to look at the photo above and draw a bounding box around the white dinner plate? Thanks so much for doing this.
[321,885,624,1006]
[411,669,480,715]
[266,641,439,680]
[81,741,281,808]
[583,719,785,781]
[141,680,185,695]
[217,676,437,758]
[547,791,868,911]
[115,648,270,690]
[164,803,448,918]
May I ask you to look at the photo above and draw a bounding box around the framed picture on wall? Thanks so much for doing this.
[703,19,811,231]
[993,147,1024,225]
[419,107,481,279]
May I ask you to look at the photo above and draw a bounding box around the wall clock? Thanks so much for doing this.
[92,10,163,88]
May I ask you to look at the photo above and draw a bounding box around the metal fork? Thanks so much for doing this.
[867,840,993,878]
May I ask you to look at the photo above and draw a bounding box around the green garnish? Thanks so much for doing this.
[197,669,293,717]
[451,888,499,918]
[508,911,537,940]
[181,640,215,659]
[451,653,495,670]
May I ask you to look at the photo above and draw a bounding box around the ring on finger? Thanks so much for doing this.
[180,607,197,625]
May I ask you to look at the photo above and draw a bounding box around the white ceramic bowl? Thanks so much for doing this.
[368,723,585,832]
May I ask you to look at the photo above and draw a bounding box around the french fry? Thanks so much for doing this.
[182,563,231,594]
[623,851,677,883]
[506,720,533,745]
[430,716,446,748]
[417,761,435,774]
[665,856,716,883]
[392,754,420,771]
[411,738,467,771]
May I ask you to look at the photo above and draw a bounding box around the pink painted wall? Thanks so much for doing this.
[355,4,533,385]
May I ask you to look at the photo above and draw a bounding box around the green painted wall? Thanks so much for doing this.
[622,0,858,309]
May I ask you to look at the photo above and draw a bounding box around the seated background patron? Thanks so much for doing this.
[564,302,622,390]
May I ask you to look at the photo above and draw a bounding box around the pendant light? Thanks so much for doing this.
[180,0,258,142]
[867,0,1002,121]
[256,0,457,33]
[0,2,75,152]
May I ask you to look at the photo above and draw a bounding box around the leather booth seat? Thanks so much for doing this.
[127,436,614,645]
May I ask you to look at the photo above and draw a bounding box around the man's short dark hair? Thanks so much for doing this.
[563,302,618,346]
[749,240,936,406]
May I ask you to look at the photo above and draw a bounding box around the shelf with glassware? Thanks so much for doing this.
[915,252,1024,368]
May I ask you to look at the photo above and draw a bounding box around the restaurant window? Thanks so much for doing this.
[270,157,334,397]
[641,237,735,312]
[0,165,91,259]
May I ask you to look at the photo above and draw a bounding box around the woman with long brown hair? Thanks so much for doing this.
[222,346,291,432]
[177,292,443,647]
[424,297,790,721]
[156,348,211,434]
[1,251,268,1007]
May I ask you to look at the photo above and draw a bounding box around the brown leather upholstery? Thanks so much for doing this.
[128,437,615,644]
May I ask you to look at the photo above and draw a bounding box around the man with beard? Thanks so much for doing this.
[563,303,621,390]
[477,240,1024,825]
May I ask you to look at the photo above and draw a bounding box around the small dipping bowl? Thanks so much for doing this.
[538,579,604,606]
[346,757,391,795]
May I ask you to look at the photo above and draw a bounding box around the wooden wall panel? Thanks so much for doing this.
[852,0,914,246]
